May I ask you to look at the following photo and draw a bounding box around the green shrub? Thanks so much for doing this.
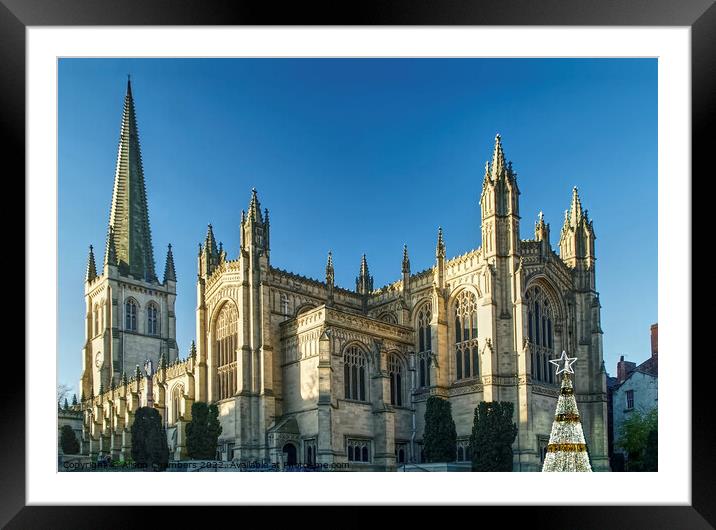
[470,401,518,471]
[131,407,169,471]
[186,402,223,460]
[423,396,457,463]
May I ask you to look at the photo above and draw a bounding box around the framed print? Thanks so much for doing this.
[5,0,714,527]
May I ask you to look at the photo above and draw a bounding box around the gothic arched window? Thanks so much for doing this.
[379,312,397,324]
[147,303,159,336]
[215,302,238,400]
[526,286,556,384]
[125,299,137,332]
[388,353,405,407]
[454,290,479,381]
[343,345,368,401]
[416,303,432,388]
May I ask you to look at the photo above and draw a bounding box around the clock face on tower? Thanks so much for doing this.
[95,352,102,367]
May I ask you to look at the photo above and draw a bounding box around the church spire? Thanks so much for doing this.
[163,243,176,283]
[204,224,219,257]
[490,133,507,180]
[356,254,373,295]
[248,187,263,222]
[402,244,410,274]
[326,251,335,286]
[559,186,596,270]
[436,227,446,259]
[104,226,118,267]
[85,245,97,282]
[106,77,157,282]
[568,186,584,227]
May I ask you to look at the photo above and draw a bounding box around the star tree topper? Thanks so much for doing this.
[549,350,578,375]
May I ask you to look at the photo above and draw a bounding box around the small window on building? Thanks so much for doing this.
[347,439,371,463]
[395,442,407,464]
[626,389,634,410]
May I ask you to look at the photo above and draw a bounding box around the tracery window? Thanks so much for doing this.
[526,286,556,384]
[454,290,479,381]
[416,303,432,388]
[215,302,238,400]
[147,303,159,336]
[125,299,137,331]
[379,312,397,324]
[388,353,405,407]
[347,439,371,463]
[343,345,367,401]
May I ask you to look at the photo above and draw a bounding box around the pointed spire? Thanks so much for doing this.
[135,364,142,380]
[356,254,373,295]
[491,133,506,179]
[436,227,446,259]
[204,224,219,257]
[163,243,176,283]
[72,393,78,406]
[121,371,128,387]
[85,245,98,282]
[402,244,410,274]
[106,77,157,282]
[569,186,584,226]
[248,188,263,222]
[190,340,197,359]
[535,211,550,244]
[326,251,335,285]
[104,226,118,267]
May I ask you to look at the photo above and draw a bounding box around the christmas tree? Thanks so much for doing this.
[542,351,592,472]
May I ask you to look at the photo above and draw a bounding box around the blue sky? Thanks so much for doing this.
[58,58,657,397]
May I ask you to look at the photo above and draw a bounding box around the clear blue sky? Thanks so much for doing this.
[58,58,657,397]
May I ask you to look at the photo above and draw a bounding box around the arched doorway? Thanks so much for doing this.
[283,442,297,467]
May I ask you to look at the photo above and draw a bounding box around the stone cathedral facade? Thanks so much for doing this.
[79,81,610,472]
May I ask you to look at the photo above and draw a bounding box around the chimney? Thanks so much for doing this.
[616,355,636,384]
[650,323,658,358]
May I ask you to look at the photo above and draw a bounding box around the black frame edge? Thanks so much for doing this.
[6,0,714,527]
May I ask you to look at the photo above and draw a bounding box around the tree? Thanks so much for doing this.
[131,407,169,470]
[59,425,80,455]
[617,407,657,471]
[57,383,72,407]
[542,352,592,472]
[423,396,457,463]
[469,401,518,471]
[186,402,223,460]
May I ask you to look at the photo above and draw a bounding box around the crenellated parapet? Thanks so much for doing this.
[205,258,241,292]
[80,354,197,460]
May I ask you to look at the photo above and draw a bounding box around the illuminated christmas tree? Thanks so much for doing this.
[542,351,592,472]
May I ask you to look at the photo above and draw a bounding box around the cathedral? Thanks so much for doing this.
[79,80,610,471]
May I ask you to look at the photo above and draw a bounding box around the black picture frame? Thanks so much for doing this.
[4,1,712,527]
